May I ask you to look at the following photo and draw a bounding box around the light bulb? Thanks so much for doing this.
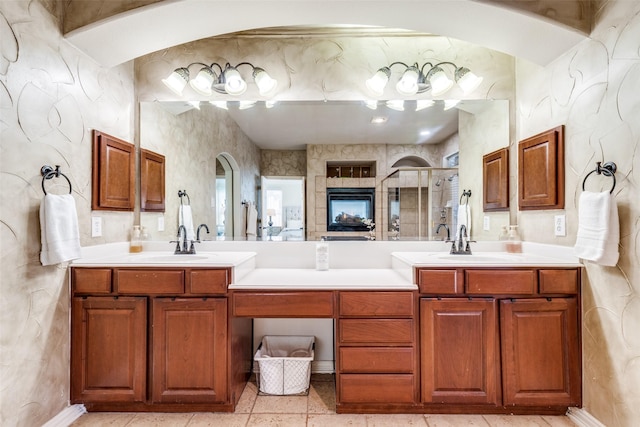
[223,67,247,95]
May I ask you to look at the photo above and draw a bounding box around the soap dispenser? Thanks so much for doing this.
[506,225,522,253]
[130,225,143,253]
[316,237,329,271]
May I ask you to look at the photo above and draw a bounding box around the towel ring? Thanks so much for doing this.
[41,165,72,195]
[178,190,190,205]
[582,161,617,194]
[460,189,472,205]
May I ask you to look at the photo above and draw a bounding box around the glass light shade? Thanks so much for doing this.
[161,68,189,95]
[265,100,278,109]
[455,67,483,94]
[395,66,420,95]
[253,68,277,95]
[364,100,378,110]
[365,67,390,96]
[223,67,247,95]
[415,100,435,111]
[189,67,216,96]
[428,67,453,96]
[385,100,405,111]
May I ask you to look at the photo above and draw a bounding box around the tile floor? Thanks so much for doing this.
[71,375,577,427]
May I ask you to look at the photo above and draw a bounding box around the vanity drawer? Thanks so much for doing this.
[232,292,334,317]
[539,269,578,294]
[339,374,415,403]
[339,291,414,316]
[339,347,414,373]
[72,268,112,294]
[466,269,535,295]
[417,269,462,294]
[116,269,184,294]
[339,319,414,345]
[188,269,229,294]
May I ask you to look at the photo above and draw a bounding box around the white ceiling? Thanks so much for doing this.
[157,100,497,150]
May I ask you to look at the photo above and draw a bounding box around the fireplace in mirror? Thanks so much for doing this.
[327,188,375,231]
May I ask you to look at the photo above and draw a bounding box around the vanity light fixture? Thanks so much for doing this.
[385,100,405,111]
[162,62,278,97]
[366,61,482,97]
[443,99,461,110]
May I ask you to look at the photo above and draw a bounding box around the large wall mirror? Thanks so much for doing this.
[139,99,510,241]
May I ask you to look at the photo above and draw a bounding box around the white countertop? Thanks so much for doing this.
[391,250,582,268]
[230,268,417,290]
[71,251,257,268]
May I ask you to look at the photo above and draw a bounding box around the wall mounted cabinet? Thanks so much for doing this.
[518,126,565,210]
[140,148,165,212]
[483,147,509,211]
[91,130,135,211]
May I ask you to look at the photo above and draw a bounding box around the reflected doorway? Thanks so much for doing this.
[261,176,305,240]
[216,155,235,238]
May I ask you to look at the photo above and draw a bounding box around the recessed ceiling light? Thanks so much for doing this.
[370,116,388,124]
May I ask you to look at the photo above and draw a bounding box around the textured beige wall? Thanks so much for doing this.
[261,149,307,177]
[515,2,640,426]
[0,1,135,426]
[139,103,260,240]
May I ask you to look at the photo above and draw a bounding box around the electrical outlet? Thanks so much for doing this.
[158,216,165,232]
[483,216,490,231]
[91,216,102,237]
[554,215,566,236]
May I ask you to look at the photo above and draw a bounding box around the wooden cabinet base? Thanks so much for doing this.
[82,402,235,413]
[335,404,575,415]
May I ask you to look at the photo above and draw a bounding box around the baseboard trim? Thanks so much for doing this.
[42,404,86,427]
[567,408,606,427]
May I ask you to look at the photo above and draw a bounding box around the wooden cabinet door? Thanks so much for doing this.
[92,130,135,211]
[151,298,228,403]
[421,298,500,405]
[71,297,147,403]
[500,298,581,407]
[140,148,165,212]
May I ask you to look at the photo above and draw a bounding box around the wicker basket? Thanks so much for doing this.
[254,335,315,395]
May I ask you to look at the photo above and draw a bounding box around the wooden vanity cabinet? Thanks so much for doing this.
[71,267,247,412]
[420,298,500,405]
[336,291,418,410]
[417,267,581,414]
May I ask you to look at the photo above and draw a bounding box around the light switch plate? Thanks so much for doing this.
[483,216,490,231]
[554,215,566,236]
[91,216,102,237]
[158,216,165,232]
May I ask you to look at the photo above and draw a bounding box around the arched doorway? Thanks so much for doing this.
[215,154,240,239]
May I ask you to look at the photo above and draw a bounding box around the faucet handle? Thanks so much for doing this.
[169,240,181,254]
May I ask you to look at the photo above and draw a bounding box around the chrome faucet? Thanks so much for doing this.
[171,225,196,254]
[448,224,474,255]
[196,223,210,242]
[435,223,450,241]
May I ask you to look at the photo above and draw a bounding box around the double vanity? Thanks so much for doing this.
[69,240,582,415]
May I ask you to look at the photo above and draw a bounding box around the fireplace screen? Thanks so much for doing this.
[326,188,375,231]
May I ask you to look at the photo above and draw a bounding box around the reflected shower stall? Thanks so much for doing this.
[381,168,459,240]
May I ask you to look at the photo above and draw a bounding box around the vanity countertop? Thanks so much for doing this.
[229,268,417,290]
[391,250,582,268]
[70,251,257,268]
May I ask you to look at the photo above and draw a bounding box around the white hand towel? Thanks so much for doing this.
[246,204,258,236]
[455,203,471,240]
[39,194,81,266]
[179,205,195,241]
[575,191,619,266]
